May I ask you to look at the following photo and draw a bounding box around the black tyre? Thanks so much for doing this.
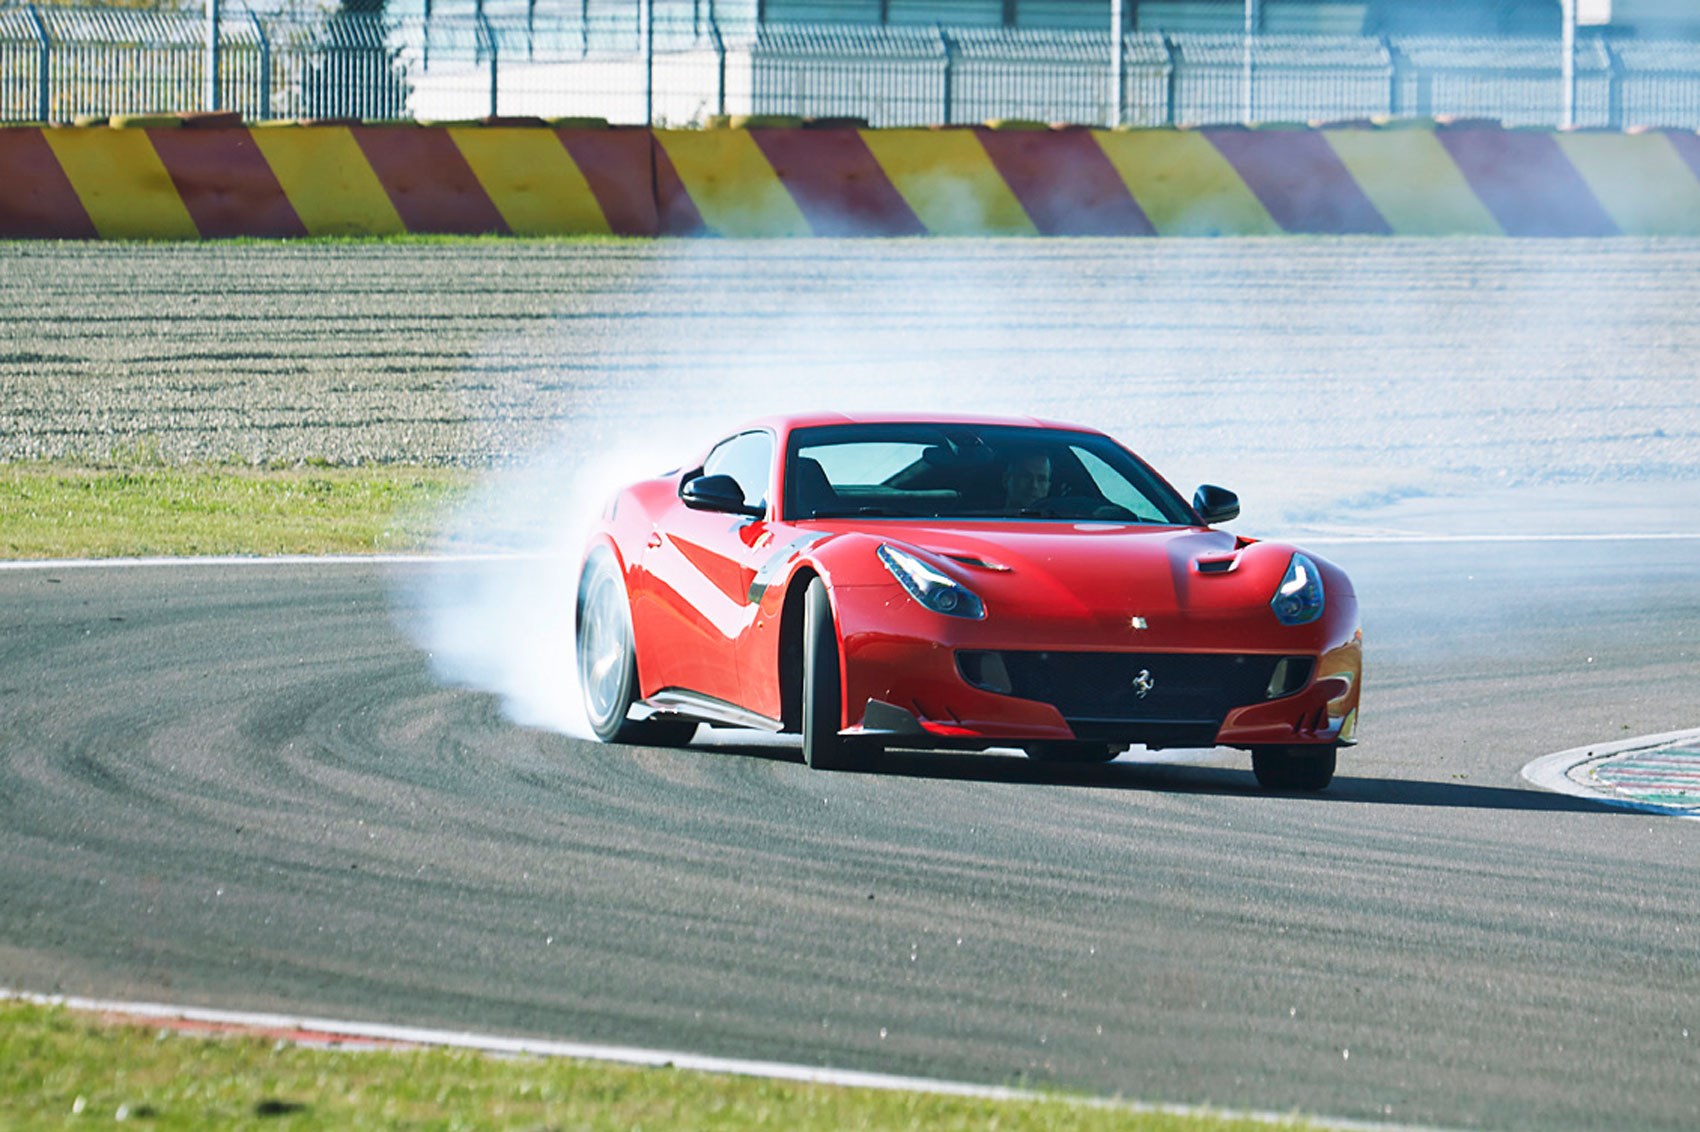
[1251,745,1336,792]
[1024,741,1120,764]
[802,578,852,771]
[577,553,696,748]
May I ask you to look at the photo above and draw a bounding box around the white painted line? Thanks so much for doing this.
[1520,728,1700,821]
[1293,532,1700,545]
[0,988,1447,1132]
[2,531,1698,573]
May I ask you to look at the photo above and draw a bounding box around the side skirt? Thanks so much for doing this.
[641,689,785,733]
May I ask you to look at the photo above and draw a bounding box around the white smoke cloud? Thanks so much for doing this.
[397,237,1700,735]
[399,243,1045,736]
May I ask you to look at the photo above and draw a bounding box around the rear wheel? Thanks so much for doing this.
[1024,741,1120,764]
[802,578,854,771]
[577,554,697,747]
[1251,745,1336,792]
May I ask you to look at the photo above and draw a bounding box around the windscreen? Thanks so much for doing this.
[785,423,1197,525]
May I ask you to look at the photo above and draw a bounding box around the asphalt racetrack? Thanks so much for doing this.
[3,239,1700,1129]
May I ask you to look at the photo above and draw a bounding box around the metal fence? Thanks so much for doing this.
[0,6,408,121]
[4,5,1700,129]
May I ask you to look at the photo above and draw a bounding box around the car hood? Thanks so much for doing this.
[818,518,1311,631]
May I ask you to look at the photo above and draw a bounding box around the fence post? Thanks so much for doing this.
[1109,0,1123,127]
[1560,0,1576,128]
[641,0,655,126]
[939,24,955,125]
[1604,36,1623,130]
[26,5,50,123]
[1380,35,1400,118]
[251,12,271,121]
[479,12,498,117]
[1242,0,1258,123]
[206,0,223,111]
[1159,33,1177,126]
[709,14,725,119]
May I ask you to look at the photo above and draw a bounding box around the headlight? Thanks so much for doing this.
[1270,553,1325,626]
[877,544,985,619]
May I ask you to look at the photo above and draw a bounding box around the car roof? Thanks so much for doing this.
[742,410,1108,437]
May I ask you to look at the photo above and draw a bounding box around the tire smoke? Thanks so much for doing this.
[398,239,1700,735]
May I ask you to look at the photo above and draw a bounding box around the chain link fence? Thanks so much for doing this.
[4,5,1699,128]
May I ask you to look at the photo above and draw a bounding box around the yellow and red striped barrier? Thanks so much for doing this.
[3,120,1699,239]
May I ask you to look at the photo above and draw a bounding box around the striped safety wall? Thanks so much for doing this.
[4,122,1700,239]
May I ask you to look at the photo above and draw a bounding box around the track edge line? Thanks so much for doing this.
[0,987,1448,1132]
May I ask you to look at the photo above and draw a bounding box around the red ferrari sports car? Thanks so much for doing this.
[577,412,1361,790]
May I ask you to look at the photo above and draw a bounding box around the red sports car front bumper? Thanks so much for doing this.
[832,582,1362,750]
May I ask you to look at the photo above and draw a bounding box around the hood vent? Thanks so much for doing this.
[1197,535,1256,573]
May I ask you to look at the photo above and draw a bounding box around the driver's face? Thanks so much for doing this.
[1006,456,1051,508]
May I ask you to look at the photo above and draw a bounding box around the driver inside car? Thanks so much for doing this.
[1002,448,1053,513]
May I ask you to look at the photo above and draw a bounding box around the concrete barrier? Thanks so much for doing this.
[2,118,1697,239]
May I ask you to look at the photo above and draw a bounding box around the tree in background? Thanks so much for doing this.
[293,0,410,119]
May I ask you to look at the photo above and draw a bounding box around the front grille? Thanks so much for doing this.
[958,650,1307,729]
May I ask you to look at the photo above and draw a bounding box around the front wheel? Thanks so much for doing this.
[1250,745,1336,792]
[802,578,855,771]
[577,553,696,748]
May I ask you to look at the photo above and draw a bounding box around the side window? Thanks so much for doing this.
[702,431,775,513]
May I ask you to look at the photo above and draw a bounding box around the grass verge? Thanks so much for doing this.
[0,463,474,559]
[0,1001,1315,1132]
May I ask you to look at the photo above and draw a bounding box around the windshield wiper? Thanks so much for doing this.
[810,506,917,519]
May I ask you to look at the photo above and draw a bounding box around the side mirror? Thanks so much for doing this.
[1192,484,1239,525]
[681,473,764,518]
